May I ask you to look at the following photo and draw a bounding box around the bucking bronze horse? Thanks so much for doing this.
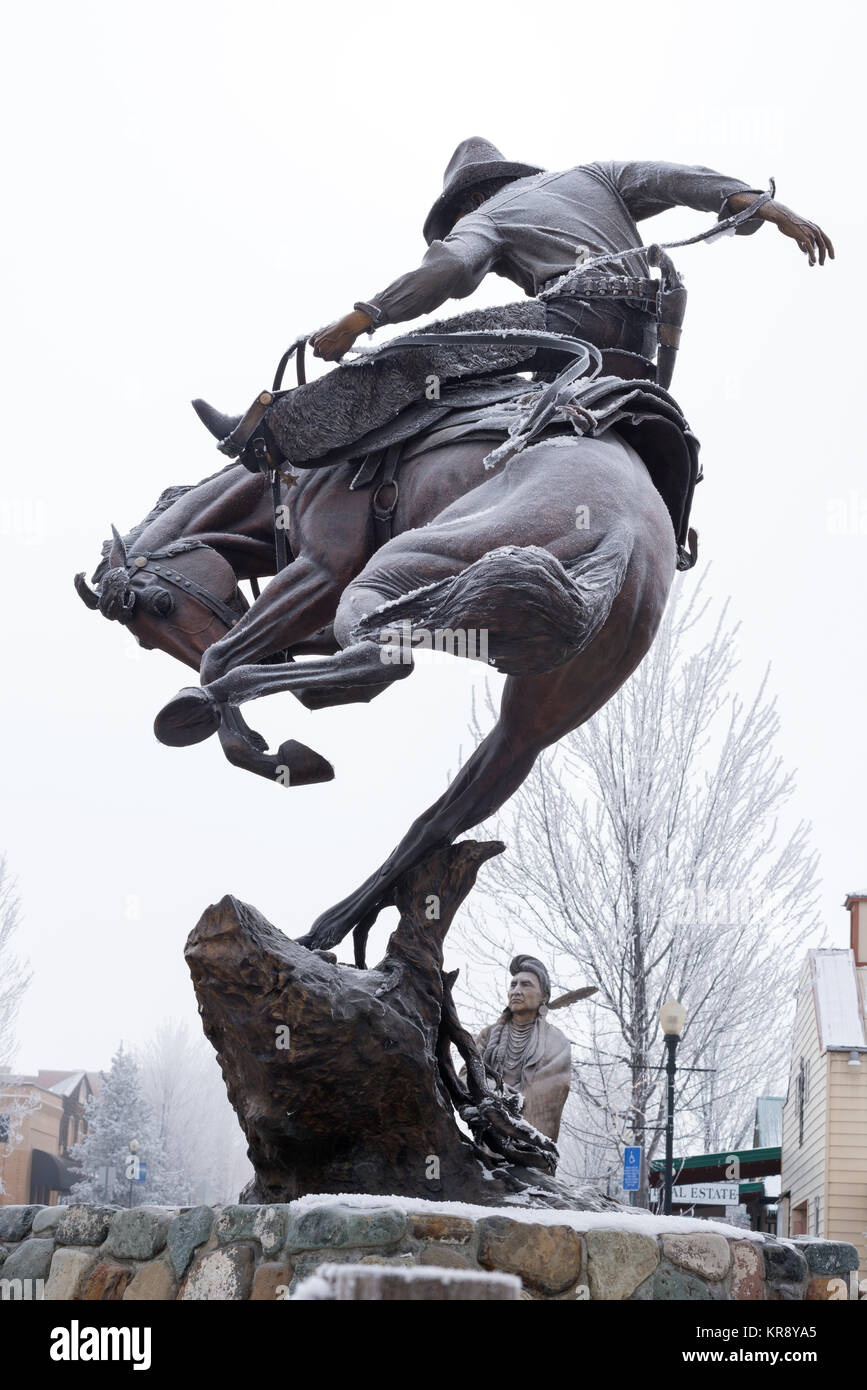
[75,140,834,961]
[76,372,682,959]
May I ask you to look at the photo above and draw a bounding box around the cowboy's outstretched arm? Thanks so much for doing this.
[310,219,499,360]
[597,160,833,266]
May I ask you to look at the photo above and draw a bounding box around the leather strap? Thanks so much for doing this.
[272,335,307,391]
[371,443,401,548]
[540,271,659,303]
[350,452,383,490]
[218,390,274,458]
[271,469,290,573]
[269,469,292,662]
[658,322,683,349]
[126,551,241,629]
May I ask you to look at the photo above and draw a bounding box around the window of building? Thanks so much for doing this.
[791,1201,808,1236]
[796,1057,809,1146]
[0,1112,10,1143]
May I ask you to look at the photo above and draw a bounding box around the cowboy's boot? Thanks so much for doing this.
[192,398,242,448]
[193,396,288,476]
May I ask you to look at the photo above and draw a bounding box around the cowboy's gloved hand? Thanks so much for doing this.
[309,309,372,361]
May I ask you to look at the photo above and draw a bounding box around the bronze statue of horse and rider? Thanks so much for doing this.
[75,140,832,967]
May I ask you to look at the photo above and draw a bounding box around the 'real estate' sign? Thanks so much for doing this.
[672,1182,741,1206]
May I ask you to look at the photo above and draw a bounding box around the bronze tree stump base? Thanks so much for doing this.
[186,840,621,1210]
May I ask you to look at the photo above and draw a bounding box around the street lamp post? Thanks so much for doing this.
[658,997,686,1216]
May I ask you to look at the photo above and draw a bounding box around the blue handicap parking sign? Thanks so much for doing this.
[622,1146,641,1190]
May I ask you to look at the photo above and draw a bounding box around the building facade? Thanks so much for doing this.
[0,1069,97,1206]
[779,894,867,1266]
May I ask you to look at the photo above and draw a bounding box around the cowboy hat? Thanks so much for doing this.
[423,136,543,244]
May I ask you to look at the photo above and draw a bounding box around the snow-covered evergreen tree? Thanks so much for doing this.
[70,1044,161,1206]
[71,1030,251,1207]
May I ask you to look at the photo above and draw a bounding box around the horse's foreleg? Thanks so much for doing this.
[198,555,338,686]
[204,638,413,708]
[156,555,346,783]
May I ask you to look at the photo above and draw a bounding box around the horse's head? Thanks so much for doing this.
[74,527,247,670]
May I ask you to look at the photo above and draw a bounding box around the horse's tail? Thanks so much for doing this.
[352,531,633,676]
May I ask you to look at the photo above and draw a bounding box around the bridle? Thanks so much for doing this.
[114,543,244,630]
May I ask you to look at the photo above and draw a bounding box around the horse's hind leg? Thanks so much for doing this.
[300,441,677,948]
[343,529,633,677]
[303,546,675,949]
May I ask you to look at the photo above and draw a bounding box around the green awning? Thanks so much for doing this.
[649,1145,780,1186]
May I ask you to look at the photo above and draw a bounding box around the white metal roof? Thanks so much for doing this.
[809,949,867,1050]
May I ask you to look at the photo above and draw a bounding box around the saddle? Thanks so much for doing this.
[197,304,698,574]
[350,354,700,572]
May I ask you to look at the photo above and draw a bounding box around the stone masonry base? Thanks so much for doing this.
[0,1200,862,1301]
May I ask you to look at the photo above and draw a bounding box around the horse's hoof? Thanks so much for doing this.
[154,687,222,746]
[296,922,340,952]
[275,739,334,786]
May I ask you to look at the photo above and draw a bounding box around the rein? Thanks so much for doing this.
[537,182,776,290]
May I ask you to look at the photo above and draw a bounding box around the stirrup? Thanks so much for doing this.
[228,392,288,476]
[192,391,286,475]
[218,390,276,460]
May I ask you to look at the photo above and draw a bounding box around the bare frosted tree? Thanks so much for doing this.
[137,1020,252,1204]
[0,855,30,1068]
[454,575,822,1206]
[0,854,36,1197]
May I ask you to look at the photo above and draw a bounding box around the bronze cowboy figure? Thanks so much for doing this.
[194,135,832,509]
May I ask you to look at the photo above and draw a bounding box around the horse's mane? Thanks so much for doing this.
[91,463,236,583]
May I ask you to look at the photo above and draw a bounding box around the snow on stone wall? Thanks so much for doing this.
[0,1199,860,1301]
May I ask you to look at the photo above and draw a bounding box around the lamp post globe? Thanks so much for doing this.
[659,997,686,1037]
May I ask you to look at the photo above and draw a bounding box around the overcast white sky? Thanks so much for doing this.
[1,0,863,1075]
